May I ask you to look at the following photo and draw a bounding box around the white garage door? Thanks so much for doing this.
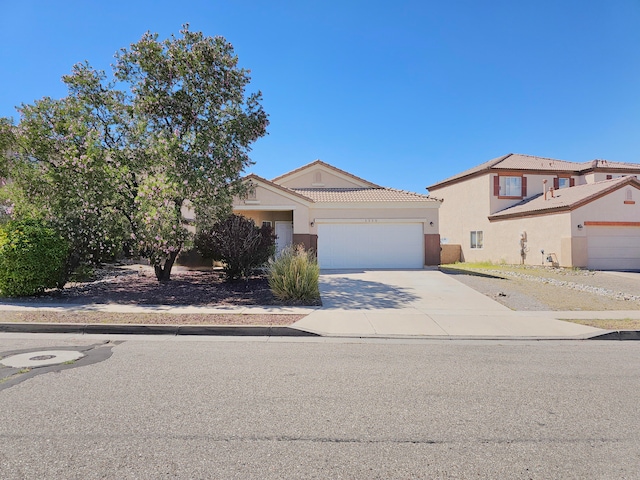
[587,226,640,270]
[317,223,424,269]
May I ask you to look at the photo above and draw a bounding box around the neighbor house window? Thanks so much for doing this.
[494,175,526,198]
[470,231,483,249]
[554,177,574,189]
[262,221,272,228]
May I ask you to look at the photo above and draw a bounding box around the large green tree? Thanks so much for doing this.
[1,25,268,282]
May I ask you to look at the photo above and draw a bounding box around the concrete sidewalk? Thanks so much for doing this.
[290,270,617,339]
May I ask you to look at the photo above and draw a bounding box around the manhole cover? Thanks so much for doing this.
[0,350,84,368]
[30,355,56,361]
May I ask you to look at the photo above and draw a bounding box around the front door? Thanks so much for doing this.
[275,221,293,255]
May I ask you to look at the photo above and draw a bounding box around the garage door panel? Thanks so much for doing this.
[318,223,423,269]
[587,226,640,270]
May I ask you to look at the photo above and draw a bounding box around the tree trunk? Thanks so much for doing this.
[154,250,179,282]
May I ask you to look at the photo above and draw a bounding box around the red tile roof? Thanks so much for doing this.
[428,153,640,191]
[291,188,439,203]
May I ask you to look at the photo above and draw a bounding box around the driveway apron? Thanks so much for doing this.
[292,269,603,338]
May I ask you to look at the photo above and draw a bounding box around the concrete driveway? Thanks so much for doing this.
[292,269,603,338]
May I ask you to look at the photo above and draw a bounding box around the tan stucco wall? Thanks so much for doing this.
[429,175,491,263]
[571,185,640,225]
[488,212,572,265]
[277,169,364,189]
[309,205,439,237]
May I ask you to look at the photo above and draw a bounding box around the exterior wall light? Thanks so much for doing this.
[577,224,583,229]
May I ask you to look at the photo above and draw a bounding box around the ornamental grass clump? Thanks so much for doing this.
[268,244,320,302]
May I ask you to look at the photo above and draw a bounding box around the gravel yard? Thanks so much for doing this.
[442,265,640,311]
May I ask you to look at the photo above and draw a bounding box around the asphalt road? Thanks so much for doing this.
[1,335,639,479]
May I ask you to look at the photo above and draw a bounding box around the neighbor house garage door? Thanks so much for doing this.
[317,223,424,269]
[587,226,640,270]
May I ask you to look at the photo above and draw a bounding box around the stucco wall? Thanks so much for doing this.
[429,175,490,263]
[571,185,640,225]
[309,205,439,236]
[488,212,572,265]
[277,170,363,189]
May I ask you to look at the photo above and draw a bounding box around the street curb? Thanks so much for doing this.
[0,323,320,337]
[587,330,640,341]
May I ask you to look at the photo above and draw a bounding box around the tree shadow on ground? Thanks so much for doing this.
[319,276,419,309]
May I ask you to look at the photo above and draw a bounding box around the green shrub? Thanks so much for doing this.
[0,219,68,296]
[268,244,320,302]
[194,214,276,281]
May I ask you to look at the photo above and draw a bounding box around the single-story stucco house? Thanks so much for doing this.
[427,153,640,270]
[232,160,442,269]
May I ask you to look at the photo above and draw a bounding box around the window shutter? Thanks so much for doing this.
[606,175,612,180]
[493,175,500,196]
[553,178,559,189]
[522,176,527,197]
[570,178,575,187]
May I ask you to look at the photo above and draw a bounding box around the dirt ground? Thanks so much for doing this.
[442,265,640,311]
[4,263,321,307]
[0,264,313,326]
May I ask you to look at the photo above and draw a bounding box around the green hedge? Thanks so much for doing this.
[0,219,68,296]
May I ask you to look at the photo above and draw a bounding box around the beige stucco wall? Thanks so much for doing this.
[429,175,491,262]
[571,185,640,225]
[309,205,439,235]
[277,169,364,189]
[488,212,572,265]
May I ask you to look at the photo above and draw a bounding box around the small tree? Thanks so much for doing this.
[0,219,68,296]
[195,214,275,281]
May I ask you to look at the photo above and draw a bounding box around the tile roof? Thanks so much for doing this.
[427,153,640,190]
[291,188,439,203]
[489,176,640,220]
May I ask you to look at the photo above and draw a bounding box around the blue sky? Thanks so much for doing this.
[1,0,639,193]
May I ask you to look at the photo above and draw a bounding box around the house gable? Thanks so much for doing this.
[272,160,380,189]
[234,174,312,209]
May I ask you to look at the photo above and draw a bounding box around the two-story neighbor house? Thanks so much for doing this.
[232,160,442,269]
[427,153,640,270]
